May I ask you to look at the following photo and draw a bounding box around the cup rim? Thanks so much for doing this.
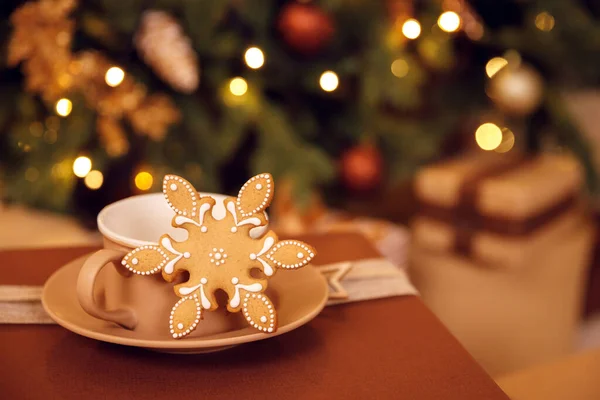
[97,191,228,249]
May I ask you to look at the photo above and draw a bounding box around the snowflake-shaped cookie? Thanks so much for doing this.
[121,173,316,339]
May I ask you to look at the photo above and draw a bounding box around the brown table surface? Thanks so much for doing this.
[0,232,508,400]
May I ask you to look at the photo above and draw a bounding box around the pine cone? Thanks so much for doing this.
[135,11,200,94]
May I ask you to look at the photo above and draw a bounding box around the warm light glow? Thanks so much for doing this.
[72,156,92,178]
[402,19,421,39]
[495,128,515,153]
[438,11,461,32]
[535,11,555,32]
[84,170,104,190]
[391,59,409,78]
[55,98,72,117]
[105,66,125,87]
[319,71,339,92]
[485,57,508,78]
[135,171,154,191]
[475,123,503,151]
[25,167,39,182]
[244,47,265,69]
[229,77,248,96]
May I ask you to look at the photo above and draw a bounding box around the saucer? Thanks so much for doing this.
[42,254,328,353]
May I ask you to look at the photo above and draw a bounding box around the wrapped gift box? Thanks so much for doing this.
[410,153,595,376]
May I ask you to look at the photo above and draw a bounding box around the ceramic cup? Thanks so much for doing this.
[77,192,270,337]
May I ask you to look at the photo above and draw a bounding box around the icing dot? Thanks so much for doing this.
[177,323,184,330]
[131,258,139,265]
[260,316,267,323]
[213,248,217,252]
[183,252,191,259]
[231,227,237,233]
[201,226,207,232]
[250,253,257,260]
[215,253,222,260]
[232,277,239,284]
[255,183,263,190]
[297,252,304,259]
[170,183,177,191]
[201,278,207,284]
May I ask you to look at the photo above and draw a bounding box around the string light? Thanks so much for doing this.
[229,77,248,96]
[402,19,421,39]
[475,123,503,151]
[535,11,555,32]
[135,171,154,190]
[72,156,92,178]
[495,128,515,153]
[84,170,104,190]
[438,11,461,32]
[319,71,339,92]
[55,98,72,117]
[391,59,409,78]
[485,57,508,78]
[244,47,265,69]
[105,66,125,87]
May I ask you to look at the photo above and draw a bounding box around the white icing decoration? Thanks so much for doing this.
[297,252,304,259]
[183,252,191,258]
[201,278,207,284]
[232,277,239,284]
[229,282,263,308]
[160,236,187,274]
[131,258,139,265]
[250,253,257,260]
[256,183,262,190]
[177,323,184,329]
[257,237,275,257]
[231,227,237,233]
[170,183,177,191]
[256,257,274,276]
[260,316,267,323]
[178,283,211,309]
[238,217,262,227]
[174,202,211,227]
[201,226,207,232]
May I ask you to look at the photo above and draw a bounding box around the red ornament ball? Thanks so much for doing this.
[277,2,335,55]
[340,145,383,191]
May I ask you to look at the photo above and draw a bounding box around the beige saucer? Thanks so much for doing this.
[42,254,328,353]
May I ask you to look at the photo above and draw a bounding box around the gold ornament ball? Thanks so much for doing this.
[488,64,544,116]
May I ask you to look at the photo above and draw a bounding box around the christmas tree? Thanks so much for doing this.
[0,0,598,222]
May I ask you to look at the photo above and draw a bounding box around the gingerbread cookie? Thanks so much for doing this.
[121,173,316,339]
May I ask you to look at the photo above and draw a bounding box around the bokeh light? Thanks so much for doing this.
[495,128,515,153]
[244,47,265,69]
[72,156,92,178]
[319,71,339,92]
[391,59,409,78]
[55,98,72,117]
[135,171,154,191]
[535,11,555,32]
[229,77,248,96]
[105,66,125,87]
[84,170,104,190]
[485,57,508,78]
[438,11,461,33]
[475,123,503,151]
[402,19,421,39]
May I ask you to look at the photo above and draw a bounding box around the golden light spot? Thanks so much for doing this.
[25,167,39,182]
[72,156,92,178]
[391,59,409,78]
[319,71,339,92]
[229,77,248,96]
[84,170,104,190]
[402,19,421,40]
[105,67,125,87]
[475,123,503,151]
[495,128,515,153]
[244,47,265,69]
[485,57,508,78]
[438,11,461,33]
[55,98,72,117]
[535,11,555,32]
[135,171,154,191]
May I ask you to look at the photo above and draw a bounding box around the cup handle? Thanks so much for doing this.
[77,249,138,330]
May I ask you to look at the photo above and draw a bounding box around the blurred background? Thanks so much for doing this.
[3,0,600,392]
